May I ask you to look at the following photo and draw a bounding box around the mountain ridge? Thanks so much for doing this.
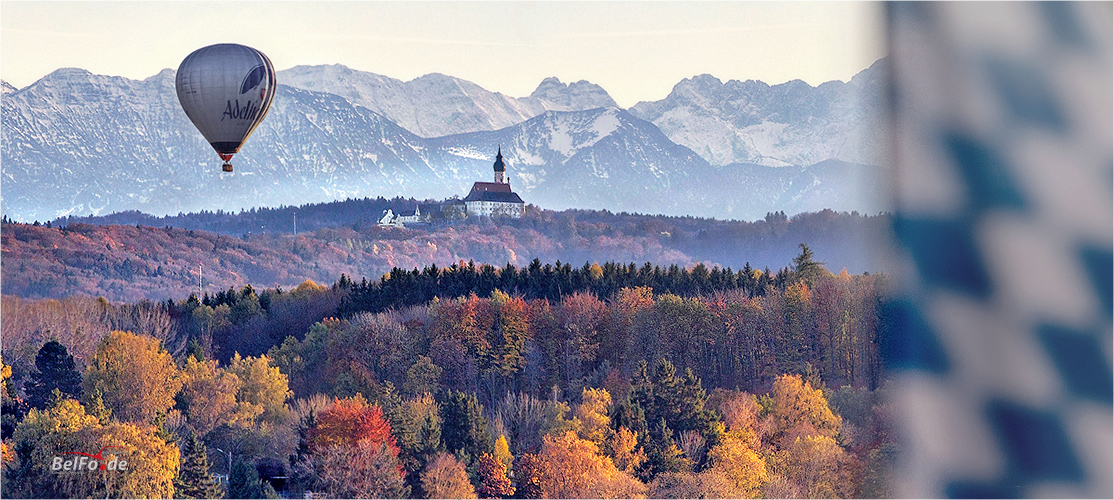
[2,64,886,222]
[276,64,618,138]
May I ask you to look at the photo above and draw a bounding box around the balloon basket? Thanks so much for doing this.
[222,163,234,172]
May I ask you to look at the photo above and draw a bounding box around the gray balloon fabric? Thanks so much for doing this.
[176,43,276,169]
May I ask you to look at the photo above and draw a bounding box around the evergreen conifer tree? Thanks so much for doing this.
[261,481,280,499]
[25,340,82,410]
[792,243,826,285]
[639,418,691,482]
[175,432,223,499]
[229,458,263,499]
[440,390,492,461]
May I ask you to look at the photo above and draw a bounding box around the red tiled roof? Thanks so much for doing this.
[463,190,525,204]
[469,182,512,193]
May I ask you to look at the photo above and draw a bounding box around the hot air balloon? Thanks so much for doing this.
[176,44,276,172]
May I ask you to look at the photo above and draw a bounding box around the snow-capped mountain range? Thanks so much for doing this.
[629,58,888,167]
[1,62,887,222]
[278,65,618,138]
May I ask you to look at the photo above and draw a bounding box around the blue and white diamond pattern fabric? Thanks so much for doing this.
[886,3,1112,498]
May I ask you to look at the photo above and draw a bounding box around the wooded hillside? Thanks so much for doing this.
[1,208,888,302]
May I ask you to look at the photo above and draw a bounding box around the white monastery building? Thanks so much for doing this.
[462,147,525,218]
[379,148,525,227]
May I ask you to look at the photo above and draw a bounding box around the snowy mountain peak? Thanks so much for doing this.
[45,67,95,79]
[1,80,16,95]
[147,68,176,82]
[530,77,617,111]
[686,73,724,86]
[850,57,888,89]
[412,72,465,86]
[533,76,565,92]
[29,67,150,94]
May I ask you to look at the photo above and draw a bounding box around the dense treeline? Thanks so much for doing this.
[340,258,786,318]
[2,248,886,399]
[275,248,887,402]
[2,207,889,302]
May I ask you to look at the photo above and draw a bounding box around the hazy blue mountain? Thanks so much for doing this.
[712,159,887,219]
[2,67,886,223]
[1,68,452,221]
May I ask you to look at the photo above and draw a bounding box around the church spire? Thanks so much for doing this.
[493,146,506,183]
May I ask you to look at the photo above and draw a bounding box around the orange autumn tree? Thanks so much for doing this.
[310,395,397,452]
[421,452,477,499]
[537,431,647,499]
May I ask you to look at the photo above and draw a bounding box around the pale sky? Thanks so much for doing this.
[0,1,885,108]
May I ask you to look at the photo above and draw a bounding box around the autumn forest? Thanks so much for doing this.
[1,209,897,499]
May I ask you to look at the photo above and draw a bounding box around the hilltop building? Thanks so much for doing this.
[463,147,525,218]
[379,148,524,227]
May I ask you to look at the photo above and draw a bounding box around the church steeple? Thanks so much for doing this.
[493,146,506,184]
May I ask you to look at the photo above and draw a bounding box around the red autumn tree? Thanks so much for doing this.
[476,452,515,498]
[302,395,408,497]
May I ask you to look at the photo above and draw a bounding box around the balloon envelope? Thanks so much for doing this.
[176,44,276,171]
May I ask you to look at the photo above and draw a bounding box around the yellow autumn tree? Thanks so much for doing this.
[8,398,179,498]
[81,420,181,498]
[83,331,181,424]
[493,434,513,472]
[589,263,605,280]
[761,374,856,498]
[769,373,841,447]
[767,434,856,498]
[649,470,738,499]
[704,431,769,498]
[227,353,292,425]
[604,426,645,474]
[575,387,613,445]
[178,356,261,435]
[8,399,101,498]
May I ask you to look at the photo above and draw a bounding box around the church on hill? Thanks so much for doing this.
[379,147,524,227]
[462,147,525,218]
